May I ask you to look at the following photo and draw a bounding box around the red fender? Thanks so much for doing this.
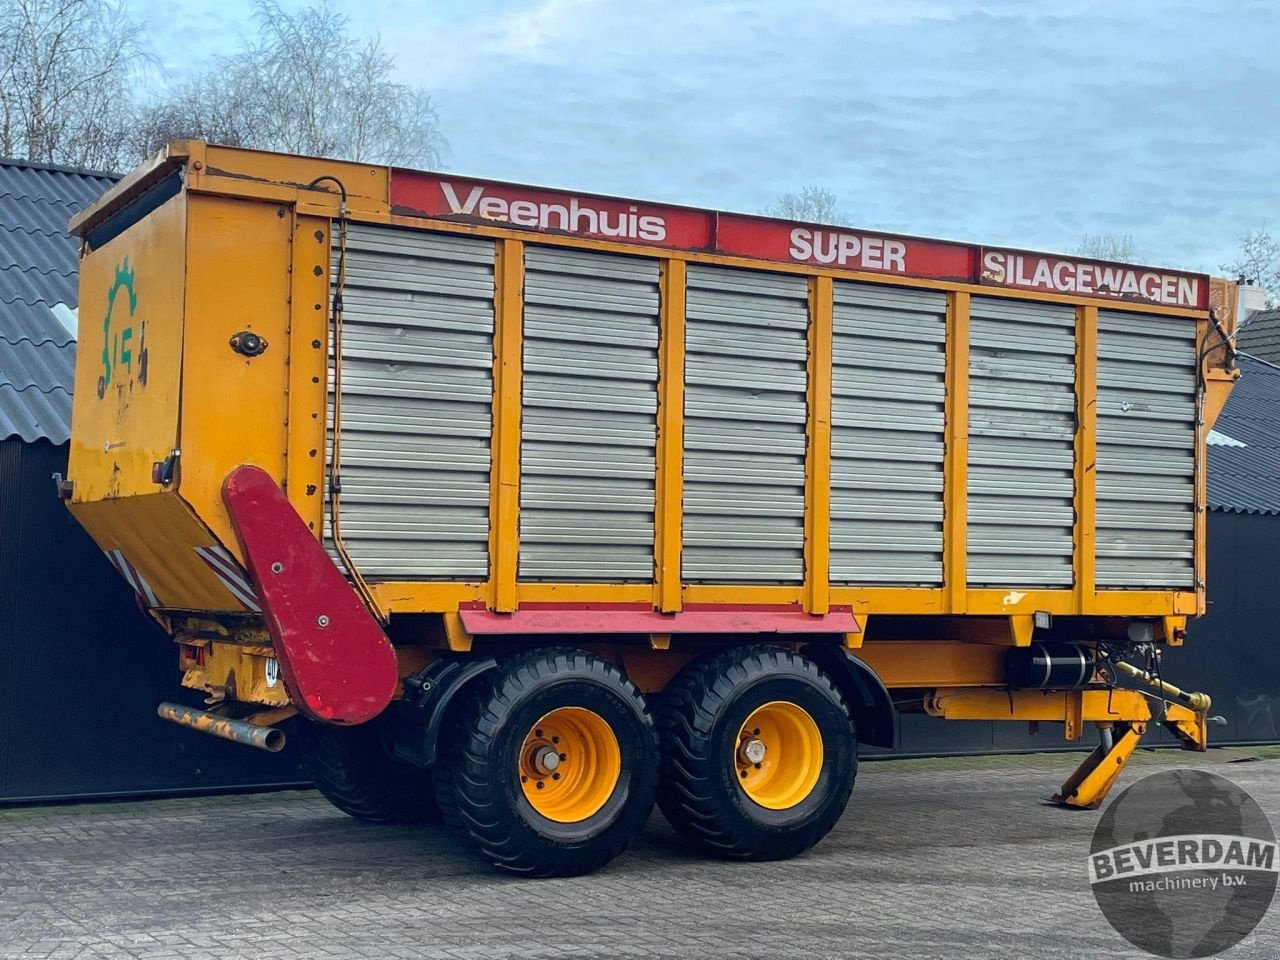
[222,465,397,725]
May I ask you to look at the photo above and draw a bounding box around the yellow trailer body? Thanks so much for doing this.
[64,142,1240,876]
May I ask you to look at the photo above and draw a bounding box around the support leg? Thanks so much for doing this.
[1049,721,1144,809]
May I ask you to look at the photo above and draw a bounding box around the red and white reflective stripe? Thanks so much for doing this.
[194,546,262,613]
[103,549,159,607]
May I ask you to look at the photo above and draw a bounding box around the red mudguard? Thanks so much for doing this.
[222,465,397,725]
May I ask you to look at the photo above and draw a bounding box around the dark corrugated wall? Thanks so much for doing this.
[0,438,305,802]
[1167,508,1280,743]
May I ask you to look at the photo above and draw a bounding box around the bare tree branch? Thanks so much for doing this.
[0,0,148,169]
[764,186,847,224]
[134,0,446,168]
[1222,229,1280,308]
[1070,234,1138,261]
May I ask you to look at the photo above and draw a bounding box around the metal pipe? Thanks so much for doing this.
[1097,722,1114,753]
[157,702,287,752]
[1109,661,1213,713]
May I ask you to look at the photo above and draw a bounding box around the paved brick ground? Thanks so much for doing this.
[1,749,1276,959]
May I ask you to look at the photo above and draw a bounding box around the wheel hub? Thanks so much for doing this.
[530,744,561,775]
[739,738,767,765]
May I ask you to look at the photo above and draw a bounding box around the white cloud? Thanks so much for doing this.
[483,0,599,59]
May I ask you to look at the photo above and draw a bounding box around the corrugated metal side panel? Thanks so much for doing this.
[683,264,808,582]
[968,297,1077,586]
[0,438,20,791]
[519,246,659,581]
[1096,309,1197,587]
[329,225,494,579]
[831,283,946,584]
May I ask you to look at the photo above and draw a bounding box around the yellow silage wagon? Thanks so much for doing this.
[65,141,1238,875]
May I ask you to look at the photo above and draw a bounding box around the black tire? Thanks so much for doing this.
[656,645,857,861]
[433,647,659,877]
[298,713,439,824]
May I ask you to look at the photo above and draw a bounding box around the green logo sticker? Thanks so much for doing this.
[97,259,147,399]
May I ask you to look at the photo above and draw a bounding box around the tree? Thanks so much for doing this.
[765,185,845,224]
[127,81,259,156]
[0,0,147,169]
[134,1,446,167]
[1221,228,1280,308]
[1070,234,1137,261]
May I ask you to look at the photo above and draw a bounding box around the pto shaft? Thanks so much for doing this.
[1110,661,1212,713]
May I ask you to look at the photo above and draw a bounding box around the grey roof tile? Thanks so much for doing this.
[1236,309,1280,367]
[0,382,72,443]
[0,300,75,347]
[1209,354,1280,515]
[0,336,76,391]
[0,158,117,443]
[0,223,79,274]
[0,159,116,205]
[0,262,78,306]
[0,193,83,235]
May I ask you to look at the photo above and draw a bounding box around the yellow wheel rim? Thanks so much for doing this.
[734,700,824,810]
[519,707,622,823]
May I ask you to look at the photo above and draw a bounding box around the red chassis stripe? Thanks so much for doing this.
[457,603,862,636]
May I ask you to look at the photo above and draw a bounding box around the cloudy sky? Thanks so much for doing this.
[130,0,1279,273]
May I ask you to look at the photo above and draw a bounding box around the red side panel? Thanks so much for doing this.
[458,602,863,636]
[222,465,397,725]
[390,169,1210,310]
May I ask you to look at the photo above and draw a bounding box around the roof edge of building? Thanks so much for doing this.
[1210,504,1280,516]
[0,156,120,180]
[1237,350,1280,372]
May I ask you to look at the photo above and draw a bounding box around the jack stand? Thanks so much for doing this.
[1050,720,1144,809]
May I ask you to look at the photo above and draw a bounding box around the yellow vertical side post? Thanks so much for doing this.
[489,238,524,612]
[654,259,686,612]
[285,214,330,536]
[1194,319,1209,615]
[805,276,834,615]
[1074,305,1098,610]
[1194,281,1241,614]
[944,291,970,613]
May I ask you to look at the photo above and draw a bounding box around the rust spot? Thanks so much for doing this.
[312,339,321,348]
[314,303,322,310]
[314,230,324,242]
[313,265,323,277]
[311,376,320,384]
[309,449,317,458]
[278,207,287,219]
[306,484,317,496]
[138,321,149,385]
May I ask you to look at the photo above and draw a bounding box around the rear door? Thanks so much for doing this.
[69,191,186,502]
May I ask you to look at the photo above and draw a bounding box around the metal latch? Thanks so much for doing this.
[229,330,268,357]
[51,472,73,500]
[151,448,181,486]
